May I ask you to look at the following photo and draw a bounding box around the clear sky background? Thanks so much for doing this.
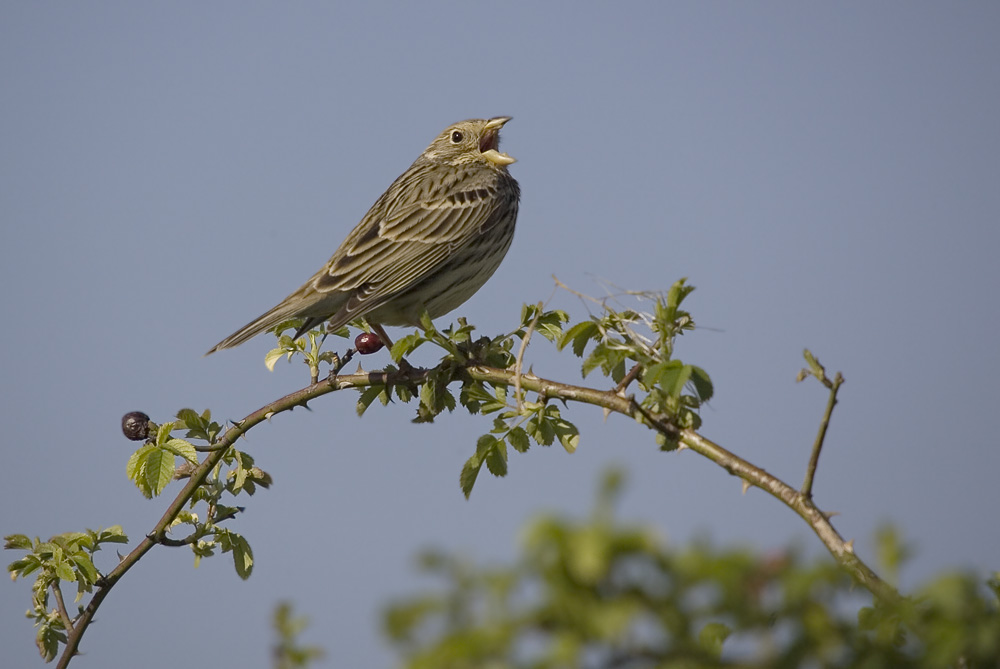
[2,3,999,667]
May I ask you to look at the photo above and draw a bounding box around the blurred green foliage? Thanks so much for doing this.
[381,469,1000,668]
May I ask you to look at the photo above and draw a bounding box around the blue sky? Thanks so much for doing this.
[2,3,999,667]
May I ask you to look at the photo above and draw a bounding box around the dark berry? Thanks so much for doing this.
[122,411,151,441]
[355,332,385,354]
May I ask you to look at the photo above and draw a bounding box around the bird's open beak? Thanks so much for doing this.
[480,116,516,166]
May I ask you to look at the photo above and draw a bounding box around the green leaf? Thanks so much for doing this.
[661,363,693,400]
[460,454,483,499]
[461,382,492,414]
[535,310,569,341]
[485,439,508,477]
[642,360,679,387]
[69,552,99,584]
[656,431,679,451]
[144,447,175,497]
[581,342,608,378]
[507,426,530,453]
[558,320,599,357]
[230,449,248,493]
[163,438,198,464]
[231,534,254,580]
[127,443,156,494]
[175,408,201,429]
[7,557,40,578]
[666,277,693,310]
[533,417,556,446]
[53,558,75,582]
[689,365,714,403]
[4,534,32,550]
[552,418,580,454]
[36,623,63,662]
[96,526,128,544]
[390,332,423,361]
[519,302,540,328]
[476,434,497,456]
[264,347,287,372]
[154,421,174,447]
[395,383,414,403]
[357,385,388,416]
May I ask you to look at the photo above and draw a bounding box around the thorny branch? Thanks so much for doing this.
[50,341,894,667]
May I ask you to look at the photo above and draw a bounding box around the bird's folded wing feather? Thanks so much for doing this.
[311,186,499,305]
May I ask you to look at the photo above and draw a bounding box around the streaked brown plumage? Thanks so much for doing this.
[206,117,519,355]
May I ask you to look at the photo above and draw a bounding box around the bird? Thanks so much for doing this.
[206,116,520,356]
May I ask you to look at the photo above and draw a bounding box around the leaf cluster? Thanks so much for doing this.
[354,282,710,496]
[6,527,127,661]
[558,279,711,448]
[129,408,268,579]
[383,470,1000,668]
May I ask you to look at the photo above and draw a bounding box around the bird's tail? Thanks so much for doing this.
[204,300,306,356]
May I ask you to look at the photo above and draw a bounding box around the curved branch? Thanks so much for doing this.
[59,358,898,667]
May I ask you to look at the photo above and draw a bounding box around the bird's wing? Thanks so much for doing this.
[311,181,503,306]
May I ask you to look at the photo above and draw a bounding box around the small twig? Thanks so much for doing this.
[614,364,642,395]
[51,581,74,633]
[801,361,845,499]
[514,302,542,411]
[553,275,606,308]
[152,532,200,547]
[331,348,356,376]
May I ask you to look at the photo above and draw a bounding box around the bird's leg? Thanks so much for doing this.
[371,323,395,350]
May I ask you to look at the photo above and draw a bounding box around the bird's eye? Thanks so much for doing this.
[450,130,464,143]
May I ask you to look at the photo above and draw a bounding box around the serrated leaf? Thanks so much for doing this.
[656,431,679,451]
[127,443,155,484]
[144,448,175,497]
[7,557,38,578]
[536,418,555,446]
[154,422,174,447]
[395,383,414,403]
[4,534,32,550]
[535,313,567,342]
[53,558,75,582]
[37,624,62,662]
[476,434,497,455]
[610,357,627,383]
[507,426,530,453]
[357,385,387,416]
[163,438,198,464]
[69,553,98,584]
[175,408,201,429]
[581,342,608,378]
[390,333,421,361]
[559,321,599,356]
[459,454,483,499]
[689,365,713,403]
[519,303,539,328]
[485,439,508,477]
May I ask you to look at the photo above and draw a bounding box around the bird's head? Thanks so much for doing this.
[423,117,516,168]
